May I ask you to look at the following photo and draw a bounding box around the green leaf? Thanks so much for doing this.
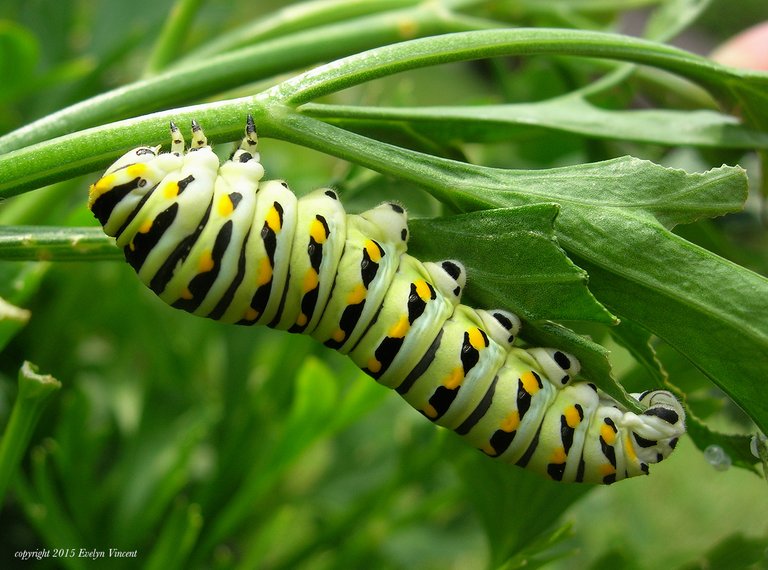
[182,0,420,60]
[643,0,712,42]
[0,20,39,103]
[145,498,203,570]
[0,292,32,352]
[451,438,589,567]
[305,98,768,149]
[0,362,61,507]
[409,207,647,406]
[464,158,746,229]
[445,157,766,434]
[408,206,613,323]
[678,532,768,570]
[0,1,490,154]
[575,246,768,436]
[143,0,207,77]
[112,408,217,546]
[607,319,668,389]
[499,523,577,570]
[605,322,764,467]
[385,152,757,420]
[198,356,341,557]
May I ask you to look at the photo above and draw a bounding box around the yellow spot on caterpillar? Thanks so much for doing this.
[422,403,438,419]
[443,367,464,390]
[296,313,308,327]
[244,308,259,321]
[256,258,272,286]
[599,463,616,476]
[564,406,581,429]
[128,241,136,252]
[138,219,153,234]
[266,206,282,233]
[551,446,567,464]
[93,174,115,193]
[164,181,180,198]
[347,283,367,305]
[388,315,409,338]
[481,443,496,456]
[180,288,193,300]
[467,327,487,350]
[414,279,432,301]
[500,411,520,432]
[624,434,638,463]
[332,328,346,343]
[364,240,382,262]
[126,164,147,177]
[218,194,234,216]
[600,423,617,445]
[520,371,541,395]
[88,176,115,206]
[303,269,319,293]
[367,358,382,373]
[198,251,214,273]
[309,219,328,243]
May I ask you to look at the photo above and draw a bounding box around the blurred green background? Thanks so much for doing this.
[1,0,767,568]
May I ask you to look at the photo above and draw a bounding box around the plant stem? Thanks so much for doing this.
[0,227,121,261]
[181,0,419,60]
[0,1,488,154]
[0,362,61,507]
[143,0,207,76]
[270,28,746,106]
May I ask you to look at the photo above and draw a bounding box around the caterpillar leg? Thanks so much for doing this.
[229,114,260,164]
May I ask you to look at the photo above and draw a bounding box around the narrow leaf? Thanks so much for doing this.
[305,98,768,149]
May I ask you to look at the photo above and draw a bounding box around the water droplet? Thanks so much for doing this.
[704,445,731,471]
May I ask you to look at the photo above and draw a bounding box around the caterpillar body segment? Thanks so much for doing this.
[88,118,686,484]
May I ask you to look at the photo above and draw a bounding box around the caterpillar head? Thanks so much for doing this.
[625,390,686,464]
[109,146,161,174]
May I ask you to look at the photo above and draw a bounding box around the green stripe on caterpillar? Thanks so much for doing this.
[88,117,685,484]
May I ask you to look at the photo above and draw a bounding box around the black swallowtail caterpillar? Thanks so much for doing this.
[88,116,686,484]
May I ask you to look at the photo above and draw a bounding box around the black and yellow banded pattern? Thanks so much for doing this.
[89,117,686,484]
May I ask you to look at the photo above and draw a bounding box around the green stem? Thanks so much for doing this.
[0,2,486,154]
[0,226,121,261]
[0,362,61,507]
[182,0,420,60]
[1,28,764,199]
[264,110,495,210]
[269,28,746,107]
[143,0,207,76]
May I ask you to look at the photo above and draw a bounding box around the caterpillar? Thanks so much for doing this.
[88,116,686,484]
